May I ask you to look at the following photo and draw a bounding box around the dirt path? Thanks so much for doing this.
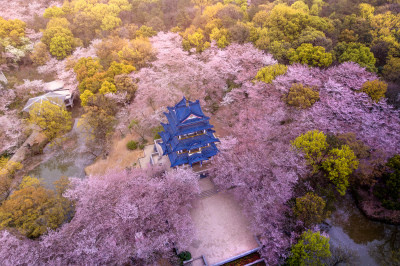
[85,133,144,176]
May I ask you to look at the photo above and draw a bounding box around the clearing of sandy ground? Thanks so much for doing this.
[85,133,144,176]
[188,178,259,265]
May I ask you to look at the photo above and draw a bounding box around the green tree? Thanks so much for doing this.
[288,43,333,67]
[255,64,288,84]
[181,27,211,53]
[117,38,156,68]
[80,90,95,106]
[49,34,73,59]
[335,42,377,72]
[99,81,117,94]
[265,4,331,44]
[295,27,329,48]
[94,36,127,68]
[293,131,359,195]
[321,145,359,195]
[285,83,320,109]
[266,40,291,62]
[374,155,400,210]
[0,17,26,46]
[42,26,74,47]
[310,0,324,15]
[28,100,72,142]
[78,72,109,94]
[359,3,374,20]
[382,57,400,83]
[74,57,107,93]
[292,130,329,172]
[287,230,331,266]
[229,21,252,44]
[0,158,22,202]
[101,14,121,31]
[78,95,117,155]
[339,29,358,43]
[30,42,50,66]
[109,0,132,12]
[43,6,65,18]
[73,57,104,83]
[135,25,157,38]
[250,27,270,50]
[106,61,136,77]
[126,140,138,150]
[252,10,269,28]
[294,192,330,228]
[291,1,310,13]
[361,80,387,102]
[114,74,137,102]
[46,18,71,30]
[0,176,71,238]
[210,27,231,48]
[191,0,214,14]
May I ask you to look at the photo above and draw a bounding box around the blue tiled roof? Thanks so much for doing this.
[159,97,220,167]
[171,132,219,152]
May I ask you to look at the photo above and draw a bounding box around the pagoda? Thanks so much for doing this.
[159,97,220,167]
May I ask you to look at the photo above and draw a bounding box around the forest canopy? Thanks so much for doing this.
[0,0,400,265]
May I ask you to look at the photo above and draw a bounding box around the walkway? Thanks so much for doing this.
[188,178,259,265]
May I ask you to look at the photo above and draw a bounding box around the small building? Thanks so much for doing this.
[23,81,74,112]
[159,97,220,168]
[44,81,74,108]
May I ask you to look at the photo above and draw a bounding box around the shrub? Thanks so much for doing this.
[178,251,192,262]
[126,140,138,150]
[255,64,288,84]
[361,80,387,102]
[285,83,320,109]
[151,126,163,140]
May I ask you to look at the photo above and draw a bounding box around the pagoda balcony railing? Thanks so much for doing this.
[177,143,211,155]
[178,130,206,140]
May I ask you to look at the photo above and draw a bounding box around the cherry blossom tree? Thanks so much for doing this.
[269,62,400,158]
[0,231,40,265]
[0,83,16,113]
[212,81,307,264]
[14,79,45,96]
[128,32,276,134]
[37,39,100,95]
[0,167,199,264]
[0,82,24,155]
[324,62,377,91]
[273,63,324,94]
[212,61,400,263]
[0,1,61,23]
[305,78,400,157]
[0,111,23,155]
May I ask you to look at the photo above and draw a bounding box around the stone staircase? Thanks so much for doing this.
[198,187,219,199]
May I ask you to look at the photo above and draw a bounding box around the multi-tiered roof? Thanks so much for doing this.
[159,97,220,167]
